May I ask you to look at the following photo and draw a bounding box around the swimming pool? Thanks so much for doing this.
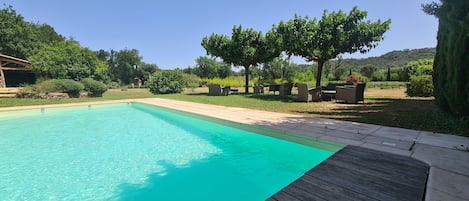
[0,102,342,200]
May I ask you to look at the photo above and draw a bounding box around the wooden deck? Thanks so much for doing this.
[268,146,429,201]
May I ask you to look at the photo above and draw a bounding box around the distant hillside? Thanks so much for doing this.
[339,47,436,70]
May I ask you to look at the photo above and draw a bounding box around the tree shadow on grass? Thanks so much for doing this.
[247,94,299,103]
[185,92,208,96]
[291,98,469,136]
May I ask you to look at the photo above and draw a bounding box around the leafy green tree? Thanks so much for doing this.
[399,59,433,81]
[387,67,391,81]
[423,0,469,115]
[29,40,105,81]
[260,57,298,83]
[0,6,41,59]
[360,65,377,79]
[0,5,64,59]
[217,63,233,79]
[276,7,391,86]
[194,56,220,79]
[34,23,64,45]
[135,62,159,83]
[332,66,348,81]
[108,49,142,85]
[95,49,110,61]
[202,25,281,93]
[148,70,185,94]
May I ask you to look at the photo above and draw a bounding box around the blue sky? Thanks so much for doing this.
[4,0,438,69]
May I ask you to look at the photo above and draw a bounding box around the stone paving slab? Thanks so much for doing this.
[426,167,469,201]
[417,131,469,150]
[370,126,421,142]
[359,142,413,157]
[362,135,414,150]
[411,144,469,176]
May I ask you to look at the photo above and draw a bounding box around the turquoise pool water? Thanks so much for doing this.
[0,103,337,201]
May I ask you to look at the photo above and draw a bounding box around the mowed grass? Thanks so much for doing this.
[1,87,467,136]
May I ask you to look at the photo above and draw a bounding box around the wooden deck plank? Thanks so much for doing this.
[308,162,423,201]
[281,185,328,201]
[269,146,429,201]
[269,190,303,201]
[291,174,377,201]
[326,155,427,187]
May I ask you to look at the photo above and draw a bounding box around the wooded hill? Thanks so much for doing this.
[336,47,436,70]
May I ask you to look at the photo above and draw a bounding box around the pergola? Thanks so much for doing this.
[0,54,31,88]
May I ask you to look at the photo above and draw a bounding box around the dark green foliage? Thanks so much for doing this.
[431,0,469,116]
[148,70,185,94]
[387,67,391,81]
[108,49,142,85]
[400,59,434,82]
[201,25,281,93]
[404,59,434,97]
[81,78,108,97]
[360,65,377,79]
[134,62,159,83]
[0,5,64,59]
[29,41,106,81]
[193,56,221,79]
[334,48,436,71]
[276,7,391,86]
[260,57,299,83]
[38,79,84,98]
[406,75,434,97]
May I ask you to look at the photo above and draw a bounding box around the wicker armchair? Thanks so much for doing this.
[207,84,223,96]
[335,83,366,103]
[297,83,321,102]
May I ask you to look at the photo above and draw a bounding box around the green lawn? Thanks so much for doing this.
[1,88,467,136]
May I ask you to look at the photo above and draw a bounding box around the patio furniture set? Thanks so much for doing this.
[297,82,366,103]
[207,82,366,103]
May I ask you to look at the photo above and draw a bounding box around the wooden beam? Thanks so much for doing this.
[0,62,6,88]
[0,54,30,66]
[0,67,32,71]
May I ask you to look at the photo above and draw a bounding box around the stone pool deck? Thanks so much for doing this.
[2,98,468,200]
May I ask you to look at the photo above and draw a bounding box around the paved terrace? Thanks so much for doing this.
[2,98,468,200]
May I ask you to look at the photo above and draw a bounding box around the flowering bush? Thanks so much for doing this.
[346,74,360,84]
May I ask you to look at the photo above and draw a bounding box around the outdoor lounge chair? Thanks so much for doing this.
[208,84,231,96]
[280,83,293,96]
[335,83,366,103]
[268,84,280,94]
[321,83,346,101]
[297,83,321,102]
[253,84,264,95]
[208,84,222,96]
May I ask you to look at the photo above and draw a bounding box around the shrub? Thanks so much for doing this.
[183,74,202,90]
[366,81,406,89]
[39,79,84,98]
[148,70,185,94]
[406,75,433,97]
[81,78,108,97]
[202,77,245,87]
[106,81,120,89]
[16,85,39,98]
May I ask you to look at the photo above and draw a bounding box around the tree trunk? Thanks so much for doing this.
[315,60,324,87]
[244,66,250,94]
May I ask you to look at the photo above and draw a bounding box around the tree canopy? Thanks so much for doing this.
[424,0,469,116]
[29,40,107,81]
[202,25,281,93]
[0,6,64,59]
[275,7,391,86]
